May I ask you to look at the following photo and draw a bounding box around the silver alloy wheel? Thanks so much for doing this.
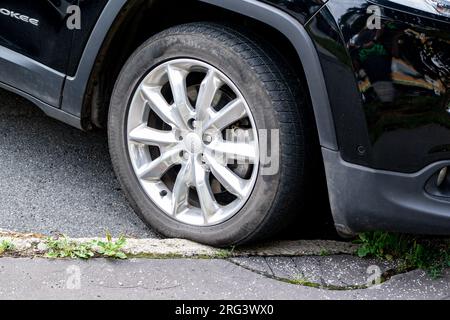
[127,59,260,226]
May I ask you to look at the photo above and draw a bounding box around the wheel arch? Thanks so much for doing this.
[61,0,337,150]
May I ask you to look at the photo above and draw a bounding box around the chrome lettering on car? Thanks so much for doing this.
[0,8,39,27]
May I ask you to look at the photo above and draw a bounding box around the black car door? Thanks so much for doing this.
[0,0,78,106]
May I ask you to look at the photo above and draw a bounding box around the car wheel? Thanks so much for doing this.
[108,23,313,246]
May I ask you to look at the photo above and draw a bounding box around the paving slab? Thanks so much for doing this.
[231,255,398,289]
[0,258,448,300]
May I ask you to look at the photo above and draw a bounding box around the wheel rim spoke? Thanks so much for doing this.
[127,59,259,226]
[203,99,247,132]
[140,85,181,128]
[194,160,220,221]
[137,147,181,181]
[129,125,178,147]
[205,153,249,199]
[167,65,194,127]
[196,70,222,121]
[171,160,192,215]
[206,140,257,164]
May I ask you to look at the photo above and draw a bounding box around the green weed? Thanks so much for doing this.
[355,232,450,278]
[45,236,95,259]
[45,232,128,260]
[0,240,14,255]
[92,232,127,260]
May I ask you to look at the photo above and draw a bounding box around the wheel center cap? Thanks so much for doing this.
[184,133,203,153]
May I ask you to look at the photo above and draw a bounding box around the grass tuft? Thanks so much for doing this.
[355,231,450,278]
[45,236,95,260]
[45,232,128,260]
[0,240,14,255]
[92,232,128,260]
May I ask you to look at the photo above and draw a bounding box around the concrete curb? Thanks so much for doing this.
[0,230,358,259]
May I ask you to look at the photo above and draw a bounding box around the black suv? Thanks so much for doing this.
[0,0,449,246]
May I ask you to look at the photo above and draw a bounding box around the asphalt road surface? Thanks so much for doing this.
[0,88,157,238]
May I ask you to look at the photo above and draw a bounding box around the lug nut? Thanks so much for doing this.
[180,151,189,161]
[200,154,210,170]
[188,119,196,130]
[203,134,212,144]
[437,167,448,188]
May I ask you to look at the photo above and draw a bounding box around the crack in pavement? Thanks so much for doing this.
[227,257,411,292]
[226,258,366,291]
